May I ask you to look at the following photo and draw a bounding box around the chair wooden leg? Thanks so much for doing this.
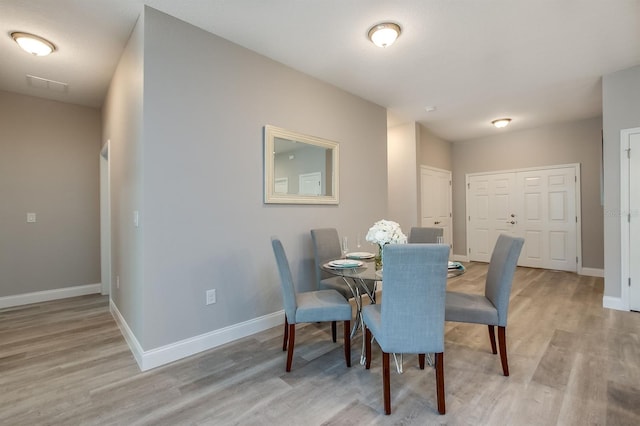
[435,352,446,414]
[331,321,337,343]
[343,320,351,367]
[418,354,425,369]
[498,326,509,376]
[365,327,372,369]
[285,323,295,372]
[383,351,391,415]
[283,317,289,351]
[488,325,497,354]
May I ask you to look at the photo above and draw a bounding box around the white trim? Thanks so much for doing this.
[451,254,469,263]
[0,283,101,309]
[580,267,604,278]
[619,127,640,312]
[603,296,627,311]
[110,300,284,371]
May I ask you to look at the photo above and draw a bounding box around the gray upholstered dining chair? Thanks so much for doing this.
[271,237,352,372]
[363,243,449,415]
[408,226,443,243]
[445,234,524,376]
[310,228,352,300]
[310,228,377,307]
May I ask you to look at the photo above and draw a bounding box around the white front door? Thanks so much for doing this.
[467,164,579,272]
[420,166,452,247]
[468,173,517,262]
[515,167,577,270]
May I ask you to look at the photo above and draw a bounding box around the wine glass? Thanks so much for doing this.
[342,236,349,257]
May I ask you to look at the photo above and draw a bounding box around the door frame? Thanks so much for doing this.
[100,140,111,296]
[465,163,582,272]
[419,165,453,247]
[620,127,640,311]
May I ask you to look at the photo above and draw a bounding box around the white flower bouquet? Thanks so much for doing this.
[365,219,407,246]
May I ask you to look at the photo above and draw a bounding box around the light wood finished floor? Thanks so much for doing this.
[1,263,639,425]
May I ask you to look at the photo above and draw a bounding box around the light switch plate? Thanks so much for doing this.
[27,212,36,223]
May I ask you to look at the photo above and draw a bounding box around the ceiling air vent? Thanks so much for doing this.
[26,74,68,93]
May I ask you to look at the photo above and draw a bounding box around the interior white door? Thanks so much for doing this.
[515,167,577,271]
[420,166,452,246]
[467,173,517,262]
[467,165,578,272]
[630,132,640,311]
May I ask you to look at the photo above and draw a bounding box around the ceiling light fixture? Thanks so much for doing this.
[368,22,401,48]
[491,118,512,128]
[10,32,56,56]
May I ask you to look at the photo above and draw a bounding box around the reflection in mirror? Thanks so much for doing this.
[264,125,339,204]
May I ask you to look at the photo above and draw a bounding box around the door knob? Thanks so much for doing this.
[507,220,516,224]
[434,221,441,225]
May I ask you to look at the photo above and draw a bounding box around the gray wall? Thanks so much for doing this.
[0,90,101,297]
[451,117,604,269]
[105,7,387,350]
[418,124,453,172]
[388,122,419,232]
[101,13,145,338]
[603,64,640,299]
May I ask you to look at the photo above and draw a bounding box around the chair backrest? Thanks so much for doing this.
[408,227,443,243]
[310,228,342,285]
[379,243,449,354]
[271,237,298,323]
[485,234,525,326]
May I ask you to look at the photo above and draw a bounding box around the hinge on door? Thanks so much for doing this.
[467,182,470,189]
[629,213,631,223]
[449,180,452,186]
[629,278,632,287]
[628,148,631,159]
[575,175,577,182]
[576,256,578,264]
[576,216,578,223]
[469,248,471,254]
[450,212,452,217]
[468,216,471,221]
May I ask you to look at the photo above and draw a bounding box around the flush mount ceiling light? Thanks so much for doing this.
[491,118,512,128]
[367,22,401,48]
[10,32,56,56]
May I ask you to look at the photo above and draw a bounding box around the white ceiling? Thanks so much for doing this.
[1,0,639,141]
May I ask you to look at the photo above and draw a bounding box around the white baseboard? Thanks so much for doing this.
[0,283,102,309]
[580,267,604,277]
[451,254,469,263]
[602,296,628,311]
[110,300,284,371]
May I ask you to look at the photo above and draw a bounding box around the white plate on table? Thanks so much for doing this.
[448,261,463,270]
[327,259,364,269]
[345,252,375,260]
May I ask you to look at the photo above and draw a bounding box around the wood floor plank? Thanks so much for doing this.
[1,264,639,424]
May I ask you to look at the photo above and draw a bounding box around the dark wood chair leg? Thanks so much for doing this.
[343,320,351,367]
[383,351,391,415]
[488,325,497,354]
[418,354,425,369]
[283,317,289,351]
[285,323,295,372]
[498,326,509,376]
[331,321,337,343]
[365,327,372,369]
[435,352,446,414]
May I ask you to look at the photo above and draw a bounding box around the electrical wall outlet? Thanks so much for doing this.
[206,289,216,305]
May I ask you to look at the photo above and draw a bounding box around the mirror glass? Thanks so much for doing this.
[264,125,339,204]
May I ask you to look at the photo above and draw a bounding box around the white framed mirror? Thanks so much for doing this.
[264,125,339,204]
